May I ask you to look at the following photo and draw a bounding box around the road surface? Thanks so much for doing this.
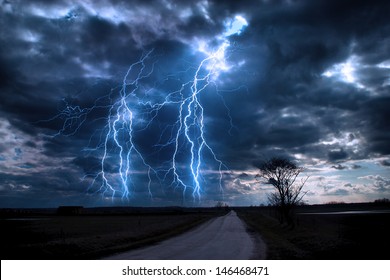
[105,211,265,260]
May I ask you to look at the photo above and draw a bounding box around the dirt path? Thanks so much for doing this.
[105,210,265,260]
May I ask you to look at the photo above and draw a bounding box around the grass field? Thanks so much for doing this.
[2,204,389,260]
[1,209,223,260]
[236,205,390,259]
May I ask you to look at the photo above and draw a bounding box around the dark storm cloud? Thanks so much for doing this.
[331,164,347,170]
[0,165,88,207]
[358,97,390,155]
[351,164,362,169]
[1,0,389,207]
[71,156,102,174]
[201,0,390,169]
[331,163,361,170]
[328,149,349,162]
[380,160,390,167]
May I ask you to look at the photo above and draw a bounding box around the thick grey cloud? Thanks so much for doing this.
[1,0,389,207]
[380,160,390,167]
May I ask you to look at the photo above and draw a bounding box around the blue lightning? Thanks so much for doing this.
[46,15,248,204]
[95,50,157,199]
[168,42,230,200]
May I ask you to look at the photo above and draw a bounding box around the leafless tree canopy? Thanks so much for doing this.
[256,158,308,207]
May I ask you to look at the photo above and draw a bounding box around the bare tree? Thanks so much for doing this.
[256,157,308,226]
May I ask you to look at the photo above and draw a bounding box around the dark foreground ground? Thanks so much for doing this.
[236,203,390,259]
[0,207,226,260]
[1,203,389,260]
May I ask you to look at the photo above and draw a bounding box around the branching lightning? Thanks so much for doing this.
[47,15,248,204]
[96,50,157,199]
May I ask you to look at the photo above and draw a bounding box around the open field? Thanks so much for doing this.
[236,203,390,259]
[2,203,389,260]
[1,207,226,260]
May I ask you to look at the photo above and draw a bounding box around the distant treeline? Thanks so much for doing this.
[1,199,388,217]
[0,205,229,217]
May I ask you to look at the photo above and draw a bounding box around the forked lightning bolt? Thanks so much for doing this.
[46,15,248,203]
[97,50,156,199]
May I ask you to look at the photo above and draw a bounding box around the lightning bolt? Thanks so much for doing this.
[167,42,229,201]
[97,49,157,199]
[45,15,248,204]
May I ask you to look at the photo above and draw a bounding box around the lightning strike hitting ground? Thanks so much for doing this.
[47,15,248,204]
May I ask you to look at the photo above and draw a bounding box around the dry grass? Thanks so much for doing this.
[1,213,219,259]
[236,207,390,260]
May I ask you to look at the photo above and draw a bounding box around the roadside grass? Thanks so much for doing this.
[236,208,390,259]
[1,213,220,259]
[3,206,389,260]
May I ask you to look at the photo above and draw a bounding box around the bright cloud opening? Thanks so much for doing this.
[224,15,249,37]
[322,55,364,89]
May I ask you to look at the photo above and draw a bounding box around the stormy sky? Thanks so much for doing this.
[1,0,390,208]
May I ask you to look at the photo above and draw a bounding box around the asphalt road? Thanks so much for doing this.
[105,210,263,260]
